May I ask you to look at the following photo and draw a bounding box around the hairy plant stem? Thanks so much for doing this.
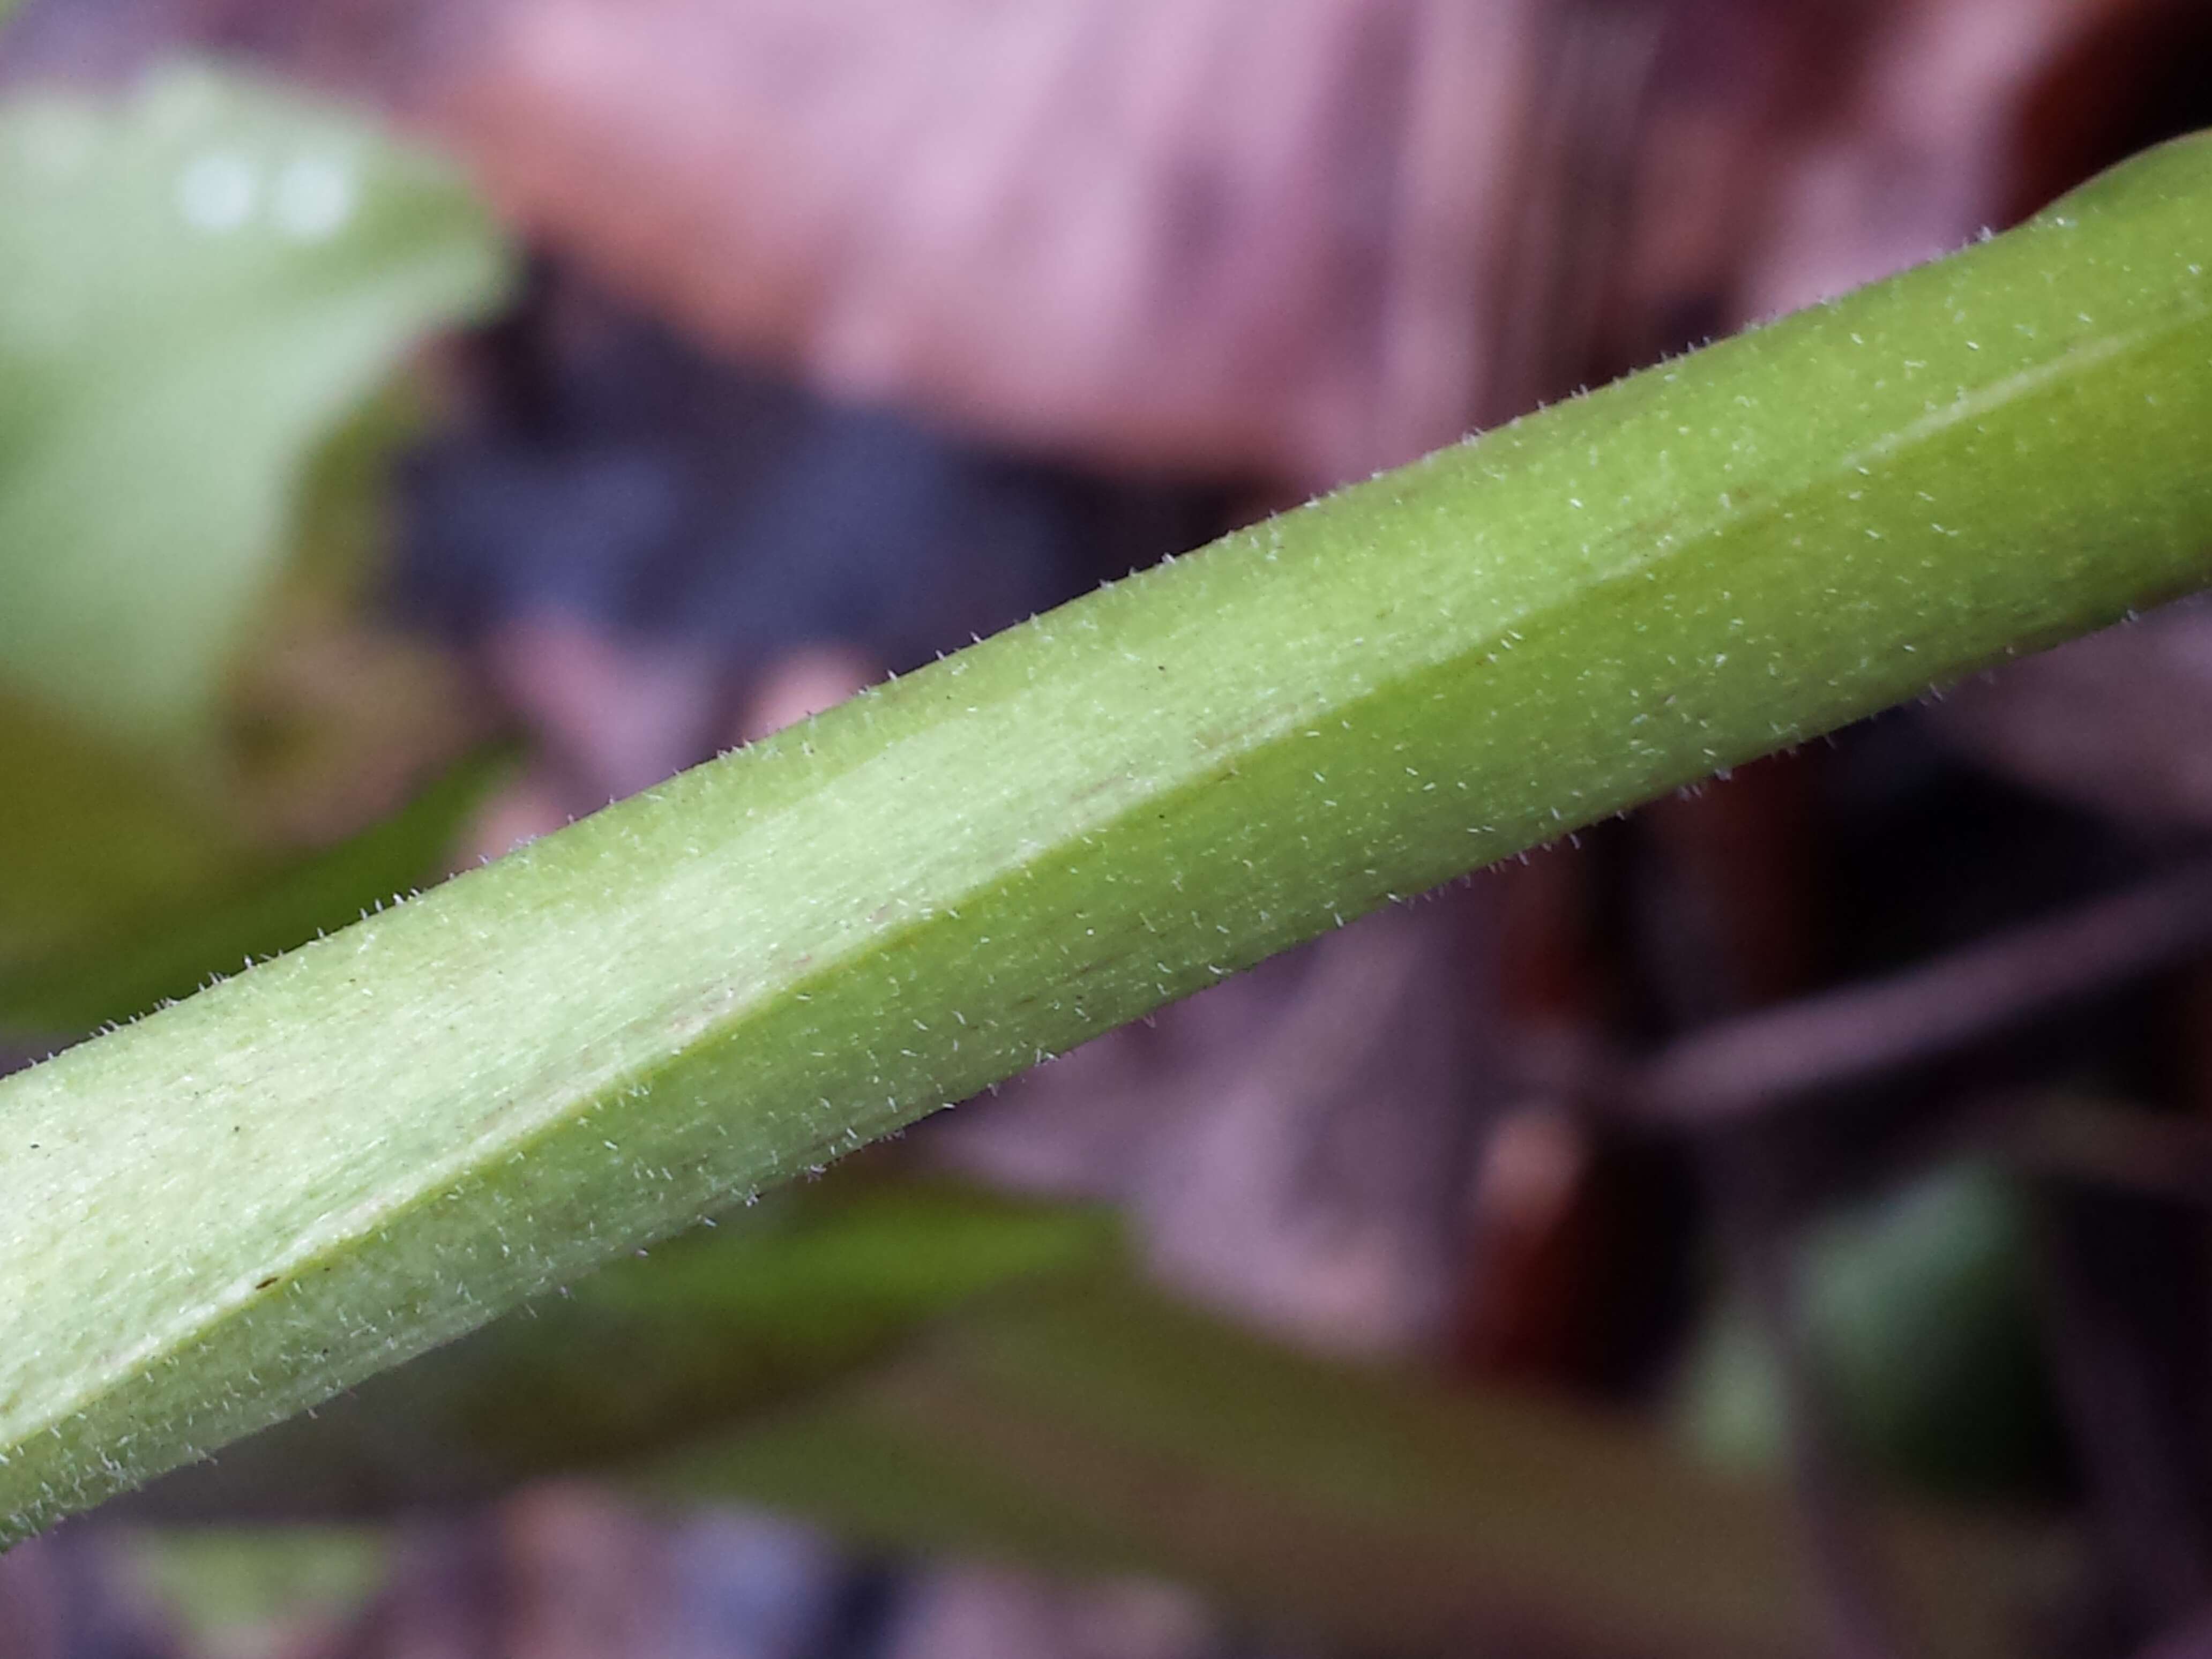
[8,136,2212,1544]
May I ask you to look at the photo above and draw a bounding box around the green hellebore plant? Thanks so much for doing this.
[6,132,2212,1547]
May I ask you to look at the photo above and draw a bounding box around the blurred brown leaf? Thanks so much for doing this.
[20,0,2207,490]
[420,0,1534,488]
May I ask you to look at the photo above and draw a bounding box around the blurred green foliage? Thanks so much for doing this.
[127,1527,387,1655]
[0,749,509,1034]
[130,1177,2054,1659]
[0,63,509,1040]
[0,63,502,745]
[131,1180,1122,1514]
[1678,1164,2068,1499]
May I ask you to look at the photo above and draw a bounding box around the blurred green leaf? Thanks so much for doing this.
[0,62,507,749]
[125,1527,386,1653]
[662,1278,2058,1659]
[124,1181,1121,1515]
[1678,1164,2067,1500]
[0,689,246,978]
[0,64,507,1036]
[124,1178,2060,1659]
[0,750,510,1037]
[0,378,464,973]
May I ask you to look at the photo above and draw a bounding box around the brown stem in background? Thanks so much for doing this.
[1609,856,2212,1126]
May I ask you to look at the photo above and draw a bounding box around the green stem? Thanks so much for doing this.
[8,135,2212,1546]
